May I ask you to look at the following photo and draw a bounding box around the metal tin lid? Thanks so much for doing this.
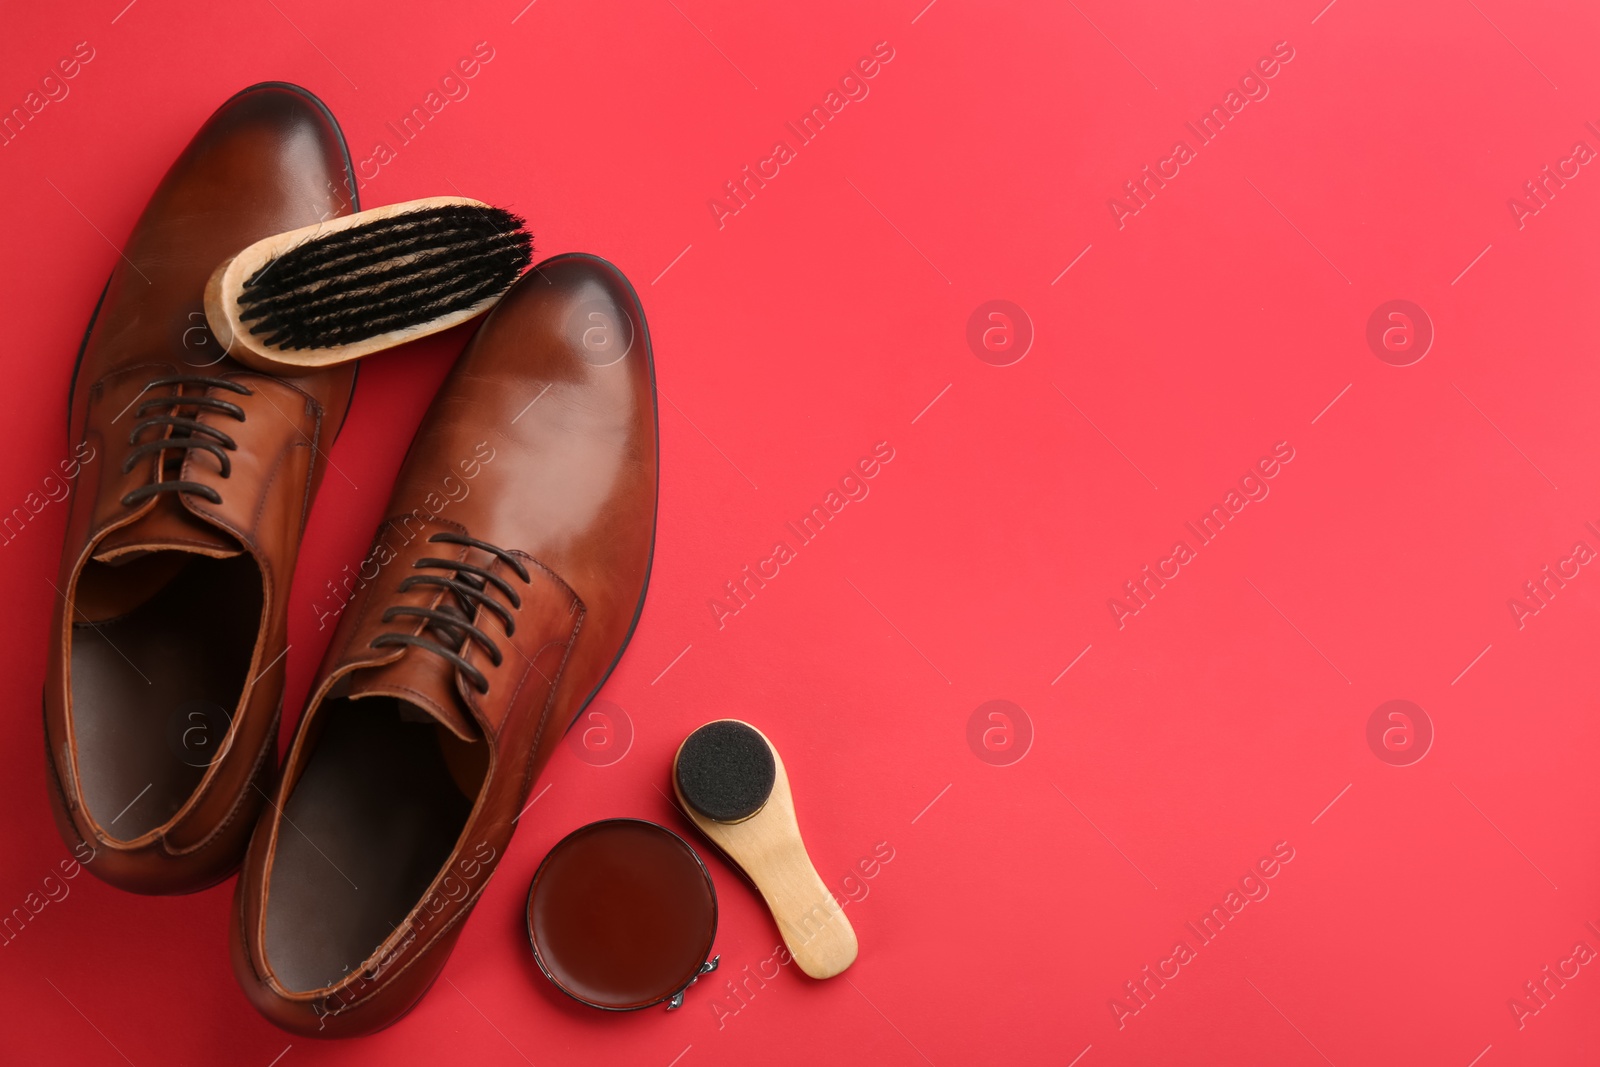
[526,818,718,1011]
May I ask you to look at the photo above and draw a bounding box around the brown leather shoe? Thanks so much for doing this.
[232,253,658,1036]
[43,83,359,895]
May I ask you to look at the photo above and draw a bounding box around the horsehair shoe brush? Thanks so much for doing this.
[204,196,532,374]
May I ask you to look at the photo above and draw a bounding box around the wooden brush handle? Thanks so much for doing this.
[675,727,858,979]
[203,196,494,374]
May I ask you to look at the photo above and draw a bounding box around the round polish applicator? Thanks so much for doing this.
[672,720,857,979]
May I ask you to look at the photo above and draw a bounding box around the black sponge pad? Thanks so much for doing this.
[676,720,776,823]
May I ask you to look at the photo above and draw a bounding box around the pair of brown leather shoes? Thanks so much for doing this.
[44,83,658,1036]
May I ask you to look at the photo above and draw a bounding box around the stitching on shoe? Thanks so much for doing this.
[295,396,325,540]
[164,698,279,858]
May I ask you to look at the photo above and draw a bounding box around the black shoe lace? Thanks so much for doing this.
[120,375,253,507]
[369,532,532,693]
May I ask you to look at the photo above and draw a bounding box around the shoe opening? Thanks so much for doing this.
[263,695,488,993]
[69,552,262,840]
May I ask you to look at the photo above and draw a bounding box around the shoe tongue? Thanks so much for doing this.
[333,524,495,743]
[92,494,243,562]
[344,650,479,742]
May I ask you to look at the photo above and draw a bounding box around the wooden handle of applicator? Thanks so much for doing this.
[674,734,858,979]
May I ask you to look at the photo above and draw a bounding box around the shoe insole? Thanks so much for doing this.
[264,696,480,993]
[70,553,261,839]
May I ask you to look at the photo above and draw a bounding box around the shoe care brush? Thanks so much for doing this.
[204,196,531,373]
[672,720,857,979]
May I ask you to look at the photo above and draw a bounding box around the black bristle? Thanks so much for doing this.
[236,204,533,350]
[675,721,776,823]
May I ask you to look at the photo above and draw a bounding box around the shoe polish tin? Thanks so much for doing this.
[526,818,719,1011]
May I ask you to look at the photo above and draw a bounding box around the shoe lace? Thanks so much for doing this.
[120,375,253,507]
[369,532,532,694]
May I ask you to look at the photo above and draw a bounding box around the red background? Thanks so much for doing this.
[3,0,1599,1064]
